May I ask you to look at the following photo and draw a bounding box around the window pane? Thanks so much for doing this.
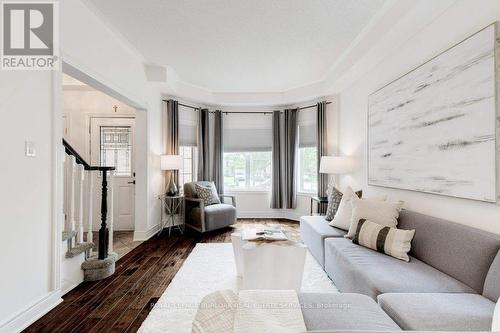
[183,158,192,174]
[179,146,197,191]
[224,153,246,189]
[299,147,318,193]
[100,126,132,177]
[224,151,271,190]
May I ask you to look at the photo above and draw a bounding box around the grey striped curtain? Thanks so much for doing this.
[213,110,224,194]
[197,108,211,181]
[317,101,328,214]
[165,100,179,187]
[270,111,283,208]
[284,108,298,209]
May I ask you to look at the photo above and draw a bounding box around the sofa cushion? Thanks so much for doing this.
[483,249,500,301]
[300,216,346,268]
[324,238,475,299]
[298,293,401,331]
[378,293,495,331]
[398,210,500,293]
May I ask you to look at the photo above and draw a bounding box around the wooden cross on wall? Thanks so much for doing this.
[113,105,118,113]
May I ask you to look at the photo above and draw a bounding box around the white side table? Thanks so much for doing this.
[231,232,307,291]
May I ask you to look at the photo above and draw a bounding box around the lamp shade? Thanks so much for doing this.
[160,155,183,170]
[319,156,357,174]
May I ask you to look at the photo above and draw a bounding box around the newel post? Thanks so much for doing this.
[98,169,109,260]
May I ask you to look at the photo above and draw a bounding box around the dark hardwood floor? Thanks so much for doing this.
[25,219,299,333]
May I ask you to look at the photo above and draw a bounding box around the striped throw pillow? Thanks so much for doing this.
[352,219,415,262]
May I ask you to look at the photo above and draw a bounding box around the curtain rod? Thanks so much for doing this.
[163,99,332,113]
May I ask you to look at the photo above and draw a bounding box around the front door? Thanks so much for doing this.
[90,117,136,230]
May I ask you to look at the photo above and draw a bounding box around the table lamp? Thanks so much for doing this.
[161,155,183,196]
[319,156,357,191]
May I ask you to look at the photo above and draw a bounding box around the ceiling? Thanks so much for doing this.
[86,0,386,93]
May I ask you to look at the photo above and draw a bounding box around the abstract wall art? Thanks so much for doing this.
[368,23,499,202]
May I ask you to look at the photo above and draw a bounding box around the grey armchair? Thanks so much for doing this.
[183,181,237,233]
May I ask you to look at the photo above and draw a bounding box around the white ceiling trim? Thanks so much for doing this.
[80,0,459,106]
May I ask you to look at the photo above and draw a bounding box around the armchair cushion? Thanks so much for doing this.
[190,204,236,232]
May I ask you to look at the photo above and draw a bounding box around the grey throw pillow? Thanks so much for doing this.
[325,187,343,221]
[325,187,362,221]
[195,183,221,206]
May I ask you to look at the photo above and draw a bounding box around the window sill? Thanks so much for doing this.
[297,192,317,197]
[225,190,270,195]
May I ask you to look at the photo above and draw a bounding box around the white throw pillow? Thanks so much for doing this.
[346,196,404,239]
[329,187,385,231]
[352,219,415,262]
[493,298,500,332]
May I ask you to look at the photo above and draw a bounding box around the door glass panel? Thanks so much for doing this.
[100,126,132,177]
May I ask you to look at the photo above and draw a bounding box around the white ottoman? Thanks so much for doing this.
[231,232,307,291]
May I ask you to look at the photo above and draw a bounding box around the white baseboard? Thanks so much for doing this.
[237,211,302,221]
[0,290,63,333]
[133,223,160,241]
[61,280,80,296]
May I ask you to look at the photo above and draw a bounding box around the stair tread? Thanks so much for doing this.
[62,231,77,241]
[65,242,94,258]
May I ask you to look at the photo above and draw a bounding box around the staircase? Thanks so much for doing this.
[62,139,116,292]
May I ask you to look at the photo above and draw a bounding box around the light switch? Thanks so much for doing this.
[25,141,36,157]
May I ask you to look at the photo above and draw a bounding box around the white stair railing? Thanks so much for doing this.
[76,164,85,243]
[68,155,77,247]
[62,139,115,262]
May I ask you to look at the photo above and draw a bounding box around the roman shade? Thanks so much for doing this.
[298,108,317,148]
[223,113,272,152]
[179,105,198,147]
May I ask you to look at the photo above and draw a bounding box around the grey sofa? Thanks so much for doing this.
[184,181,237,233]
[300,209,500,331]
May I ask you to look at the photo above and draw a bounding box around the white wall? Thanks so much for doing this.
[337,0,500,235]
[0,70,57,331]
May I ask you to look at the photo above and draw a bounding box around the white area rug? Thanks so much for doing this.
[139,243,337,333]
